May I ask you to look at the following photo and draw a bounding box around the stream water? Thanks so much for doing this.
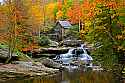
[3,70,117,83]
[1,46,119,83]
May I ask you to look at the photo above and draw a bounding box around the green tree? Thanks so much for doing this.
[81,1,122,69]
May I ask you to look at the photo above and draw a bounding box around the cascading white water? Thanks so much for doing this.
[67,48,74,54]
[80,44,86,48]
[66,44,86,55]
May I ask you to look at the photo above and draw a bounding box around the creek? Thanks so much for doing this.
[3,70,116,83]
[0,45,120,83]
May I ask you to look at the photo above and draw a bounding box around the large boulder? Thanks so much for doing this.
[32,47,69,56]
[0,48,17,62]
[60,40,83,47]
[41,58,62,69]
[49,40,59,47]
[0,48,9,59]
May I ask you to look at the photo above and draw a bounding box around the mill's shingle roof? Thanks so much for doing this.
[58,21,72,28]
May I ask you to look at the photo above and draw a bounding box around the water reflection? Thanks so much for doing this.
[3,71,115,83]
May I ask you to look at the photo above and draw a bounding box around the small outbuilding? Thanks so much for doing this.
[54,20,72,41]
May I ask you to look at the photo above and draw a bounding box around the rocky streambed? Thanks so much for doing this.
[0,47,75,82]
[0,60,60,82]
[0,47,62,82]
[0,45,100,83]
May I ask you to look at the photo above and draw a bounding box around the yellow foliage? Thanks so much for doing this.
[84,20,92,27]
[56,10,63,20]
[46,3,56,19]
[116,35,124,40]
[117,46,124,50]
[30,5,43,23]
[46,3,56,9]
[80,29,86,34]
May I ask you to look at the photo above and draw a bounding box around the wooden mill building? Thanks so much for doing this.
[54,20,72,41]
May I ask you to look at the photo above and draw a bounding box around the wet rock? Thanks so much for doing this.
[60,40,83,46]
[32,47,69,56]
[0,48,9,59]
[49,40,59,47]
[0,60,59,81]
[0,48,18,62]
[12,61,33,67]
[0,48,17,58]
[42,58,62,69]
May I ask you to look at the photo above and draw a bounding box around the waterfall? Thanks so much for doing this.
[80,44,86,48]
[67,48,75,54]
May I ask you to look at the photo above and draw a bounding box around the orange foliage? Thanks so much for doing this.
[0,11,7,28]
[67,8,73,17]
[21,43,39,52]
[94,0,103,3]
[64,0,67,5]
[56,10,63,19]
[14,8,23,20]
[82,0,91,9]
[67,4,82,24]
[81,0,95,19]
[87,11,94,17]
[0,33,9,43]
[106,1,117,9]
[57,0,62,10]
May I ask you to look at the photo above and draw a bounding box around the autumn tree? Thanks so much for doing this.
[0,0,37,62]
[80,0,125,70]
